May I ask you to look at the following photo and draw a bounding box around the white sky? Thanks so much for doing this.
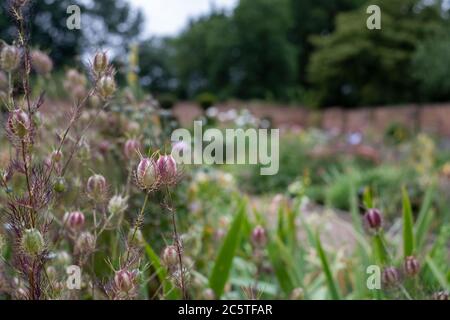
[129,0,238,37]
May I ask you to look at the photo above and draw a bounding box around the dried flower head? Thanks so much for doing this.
[162,245,178,267]
[202,288,215,300]
[54,251,71,267]
[156,154,178,186]
[251,225,267,248]
[7,109,31,139]
[75,232,96,254]
[404,256,420,277]
[0,45,21,72]
[86,174,107,202]
[108,194,128,216]
[433,291,449,300]
[363,208,383,232]
[93,52,109,76]
[382,267,400,287]
[21,228,45,256]
[114,269,136,293]
[135,157,158,191]
[51,149,63,163]
[31,50,53,75]
[64,211,85,231]
[97,75,116,99]
[290,287,305,300]
[124,139,141,159]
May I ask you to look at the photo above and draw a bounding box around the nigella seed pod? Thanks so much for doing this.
[382,267,400,287]
[202,288,215,300]
[31,50,53,75]
[53,177,67,193]
[162,245,178,267]
[363,208,383,232]
[51,150,63,163]
[97,75,116,99]
[124,139,141,159]
[21,228,45,256]
[136,157,158,190]
[433,291,449,300]
[127,228,144,247]
[290,287,305,300]
[54,251,71,267]
[114,269,134,292]
[156,155,177,183]
[75,232,96,253]
[108,195,128,216]
[404,256,420,277]
[86,174,107,202]
[7,109,31,139]
[0,45,21,72]
[251,225,267,248]
[93,52,108,76]
[64,211,85,230]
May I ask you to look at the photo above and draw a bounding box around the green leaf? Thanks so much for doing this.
[208,201,246,298]
[363,186,373,209]
[425,256,450,291]
[402,187,415,257]
[415,185,435,251]
[267,236,295,295]
[372,233,389,265]
[315,233,341,300]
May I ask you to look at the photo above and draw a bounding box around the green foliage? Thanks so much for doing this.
[402,187,415,257]
[158,93,178,110]
[315,234,341,299]
[413,28,450,101]
[308,0,444,107]
[208,200,246,298]
[196,92,218,111]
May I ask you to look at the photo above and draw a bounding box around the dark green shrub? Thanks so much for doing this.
[196,92,217,111]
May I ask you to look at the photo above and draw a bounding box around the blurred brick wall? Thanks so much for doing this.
[174,102,450,137]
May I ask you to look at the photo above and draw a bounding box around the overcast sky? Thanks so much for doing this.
[129,0,238,37]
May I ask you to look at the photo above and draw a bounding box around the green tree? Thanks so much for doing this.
[173,11,235,98]
[308,0,444,107]
[138,37,176,94]
[412,26,450,101]
[232,0,297,100]
[289,0,365,85]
